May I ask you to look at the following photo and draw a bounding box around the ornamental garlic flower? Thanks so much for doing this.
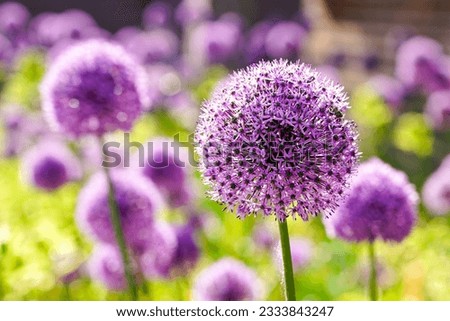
[265,22,306,59]
[0,2,30,40]
[76,170,164,249]
[424,90,450,130]
[40,40,148,137]
[422,155,450,216]
[21,139,82,191]
[195,60,359,221]
[324,158,418,243]
[192,258,263,301]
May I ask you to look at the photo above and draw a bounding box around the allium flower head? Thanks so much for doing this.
[265,22,306,59]
[88,244,133,291]
[138,222,177,279]
[171,224,200,274]
[136,137,192,207]
[40,40,148,137]
[143,1,173,28]
[424,90,450,130]
[0,2,30,39]
[195,60,359,221]
[175,0,212,27]
[422,155,450,216]
[76,170,163,248]
[395,36,450,92]
[245,21,272,63]
[21,139,82,191]
[324,158,418,243]
[192,258,263,301]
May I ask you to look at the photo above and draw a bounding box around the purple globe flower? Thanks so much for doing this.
[175,0,212,27]
[0,2,30,40]
[143,1,173,29]
[245,21,273,63]
[252,224,276,250]
[368,75,406,111]
[30,10,97,47]
[136,137,192,208]
[20,139,82,191]
[40,40,148,137]
[171,224,200,275]
[274,237,313,272]
[424,90,450,130]
[125,29,179,65]
[324,158,418,243]
[192,258,263,301]
[395,36,450,93]
[363,53,381,71]
[186,18,241,66]
[88,244,135,291]
[138,222,177,279]
[265,22,306,59]
[76,170,164,249]
[195,60,359,221]
[422,156,450,216]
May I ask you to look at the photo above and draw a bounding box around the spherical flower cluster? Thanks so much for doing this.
[422,155,450,216]
[424,90,450,130]
[137,137,192,208]
[0,2,30,39]
[21,139,82,191]
[195,60,359,221]
[192,258,263,301]
[171,224,200,274]
[88,244,132,291]
[143,1,173,29]
[76,170,164,248]
[245,21,272,63]
[395,36,450,93]
[324,158,418,243]
[40,40,148,137]
[265,22,306,59]
[175,0,212,27]
[124,29,179,64]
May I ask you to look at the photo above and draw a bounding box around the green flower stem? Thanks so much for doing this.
[368,241,378,301]
[103,165,138,300]
[278,220,296,301]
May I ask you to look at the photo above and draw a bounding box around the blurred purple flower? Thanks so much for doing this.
[195,60,359,221]
[324,158,418,243]
[30,10,97,47]
[274,237,313,272]
[125,29,179,65]
[20,139,82,191]
[395,36,450,93]
[88,244,135,291]
[171,224,200,275]
[422,156,450,216]
[138,222,177,279]
[363,53,381,71]
[143,1,173,29]
[424,90,450,130]
[76,170,164,249]
[0,2,30,40]
[186,17,242,66]
[265,22,306,59]
[40,40,148,137]
[252,224,276,250]
[134,137,192,208]
[326,52,346,68]
[0,33,13,64]
[368,75,406,111]
[175,0,212,27]
[245,21,272,63]
[192,258,263,301]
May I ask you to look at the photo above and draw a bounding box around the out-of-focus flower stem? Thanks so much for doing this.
[278,220,296,301]
[369,241,378,301]
[102,153,138,300]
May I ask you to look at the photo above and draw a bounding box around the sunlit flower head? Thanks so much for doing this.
[324,158,418,243]
[195,60,359,221]
[192,258,263,301]
[40,39,148,137]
